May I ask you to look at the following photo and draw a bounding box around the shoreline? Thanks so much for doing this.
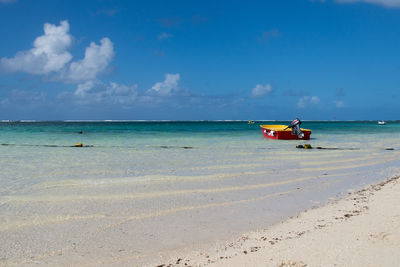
[156,175,400,267]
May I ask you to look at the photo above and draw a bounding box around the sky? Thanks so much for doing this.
[0,0,400,120]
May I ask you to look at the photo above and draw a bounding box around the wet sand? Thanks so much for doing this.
[158,175,400,267]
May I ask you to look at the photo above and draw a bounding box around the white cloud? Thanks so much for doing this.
[249,84,272,98]
[64,38,114,82]
[0,20,72,74]
[0,20,114,84]
[74,80,138,105]
[157,32,173,40]
[336,0,400,7]
[147,73,180,96]
[298,96,320,108]
[334,100,345,108]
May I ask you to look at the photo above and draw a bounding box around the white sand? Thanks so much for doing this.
[159,175,400,267]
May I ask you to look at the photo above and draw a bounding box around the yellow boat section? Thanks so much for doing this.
[260,125,311,132]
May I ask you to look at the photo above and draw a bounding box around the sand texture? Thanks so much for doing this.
[2,144,400,266]
[159,175,400,267]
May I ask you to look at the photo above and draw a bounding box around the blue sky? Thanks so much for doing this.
[0,0,399,120]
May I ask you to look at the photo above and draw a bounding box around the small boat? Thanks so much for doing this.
[378,120,386,125]
[248,121,255,124]
[260,118,311,140]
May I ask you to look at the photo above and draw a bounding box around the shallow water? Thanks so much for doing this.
[1,121,400,265]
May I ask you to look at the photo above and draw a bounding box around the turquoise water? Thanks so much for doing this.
[1,120,400,194]
[2,121,400,150]
[1,121,400,265]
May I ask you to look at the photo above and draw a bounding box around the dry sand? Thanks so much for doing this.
[158,175,400,267]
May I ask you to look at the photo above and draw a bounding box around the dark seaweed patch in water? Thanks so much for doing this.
[1,144,195,149]
[158,145,194,149]
[1,143,94,148]
[295,146,360,150]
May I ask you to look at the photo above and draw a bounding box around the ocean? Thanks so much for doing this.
[1,121,400,265]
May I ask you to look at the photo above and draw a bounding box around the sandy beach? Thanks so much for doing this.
[155,175,400,267]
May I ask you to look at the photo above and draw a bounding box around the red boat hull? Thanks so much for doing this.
[261,127,311,140]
